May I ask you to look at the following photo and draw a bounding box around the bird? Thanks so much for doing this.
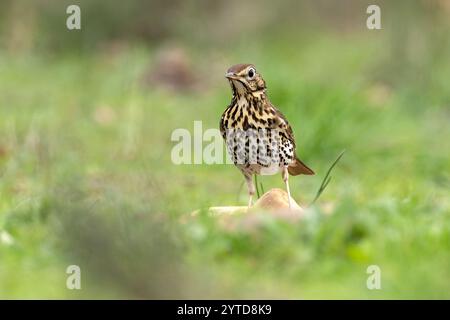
[220,63,314,209]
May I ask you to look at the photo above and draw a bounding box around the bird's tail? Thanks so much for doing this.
[288,157,315,176]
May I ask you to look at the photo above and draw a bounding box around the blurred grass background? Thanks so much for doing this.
[0,0,449,298]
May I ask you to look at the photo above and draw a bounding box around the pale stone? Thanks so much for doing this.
[187,189,305,232]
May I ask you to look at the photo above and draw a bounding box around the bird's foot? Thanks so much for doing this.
[247,195,253,209]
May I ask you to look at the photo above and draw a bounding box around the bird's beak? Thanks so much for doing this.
[225,72,238,80]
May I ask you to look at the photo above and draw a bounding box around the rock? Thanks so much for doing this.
[197,206,248,217]
[252,188,303,213]
[187,189,306,232]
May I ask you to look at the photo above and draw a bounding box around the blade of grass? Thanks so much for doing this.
[260,180,265,195]
[254,175,261,198]
[309,150,346,206]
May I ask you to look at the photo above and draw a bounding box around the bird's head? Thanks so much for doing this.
[225,64,266,95]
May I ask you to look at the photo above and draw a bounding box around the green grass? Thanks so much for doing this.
[0,30,449,298]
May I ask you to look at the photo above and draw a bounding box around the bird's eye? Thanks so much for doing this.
[247,68,255,79]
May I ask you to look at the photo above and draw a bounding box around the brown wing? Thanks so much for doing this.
[268,103,315,175]
[267,102,296,148]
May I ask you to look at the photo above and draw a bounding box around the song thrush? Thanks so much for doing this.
[220,64,314,208]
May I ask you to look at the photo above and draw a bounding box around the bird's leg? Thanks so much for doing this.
[244,173,255,208]
[282,166,292,209]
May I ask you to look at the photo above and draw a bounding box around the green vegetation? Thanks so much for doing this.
[0,1,449,299]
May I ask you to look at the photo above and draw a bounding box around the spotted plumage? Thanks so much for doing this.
[220,64,314,208]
